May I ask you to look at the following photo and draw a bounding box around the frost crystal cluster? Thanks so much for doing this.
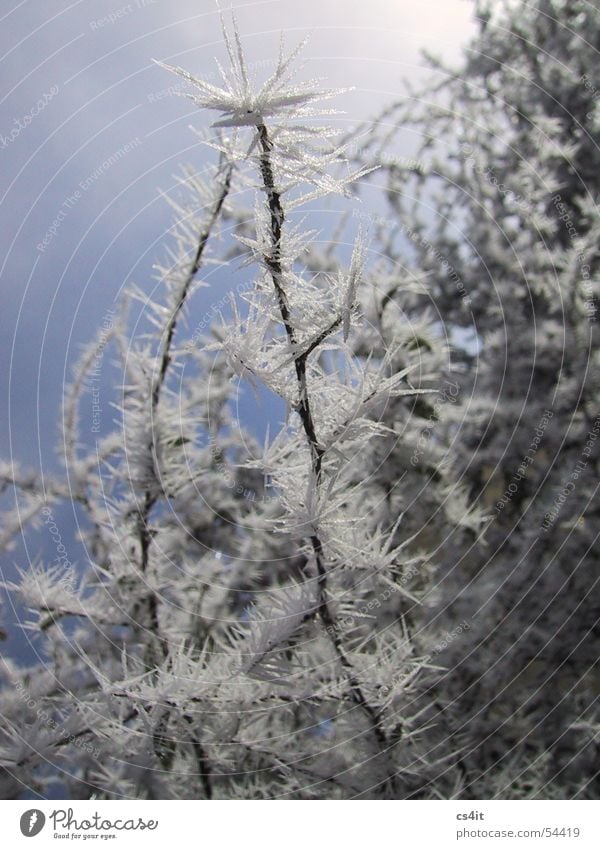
[349,0,600,798]
[0,19,472,799]
[2,0,596,802]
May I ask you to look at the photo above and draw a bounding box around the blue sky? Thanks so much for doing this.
[0,0,476,662]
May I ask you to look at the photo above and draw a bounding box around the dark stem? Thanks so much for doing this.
[238,741,353,794]
[152,160,233,409]
[256,123,392,775]
[257,123,324,482]
[136,160,233,666]
[130,161,232,787]
[183,715,213,800]
[310,534,388,751]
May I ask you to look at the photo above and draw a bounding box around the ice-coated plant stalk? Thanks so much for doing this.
[0,14,453,801]
[254,118,391,764]
[159,15,439,790]
[137,154,233,670]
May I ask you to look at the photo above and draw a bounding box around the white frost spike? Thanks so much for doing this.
[154,16,348,129]
[342,232,366,341]
[0,5,480,801]
[238,581,318,679]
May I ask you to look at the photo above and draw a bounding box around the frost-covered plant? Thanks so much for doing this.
[0,19,468,800]
[350,0,600,798]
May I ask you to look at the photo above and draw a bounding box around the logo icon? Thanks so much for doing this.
[20,810,46,837]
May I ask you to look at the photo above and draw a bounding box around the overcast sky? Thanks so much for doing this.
[1,0,476,462]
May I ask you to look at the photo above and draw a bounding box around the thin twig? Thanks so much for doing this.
[256,122,393,778]
[135,159,234,667]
